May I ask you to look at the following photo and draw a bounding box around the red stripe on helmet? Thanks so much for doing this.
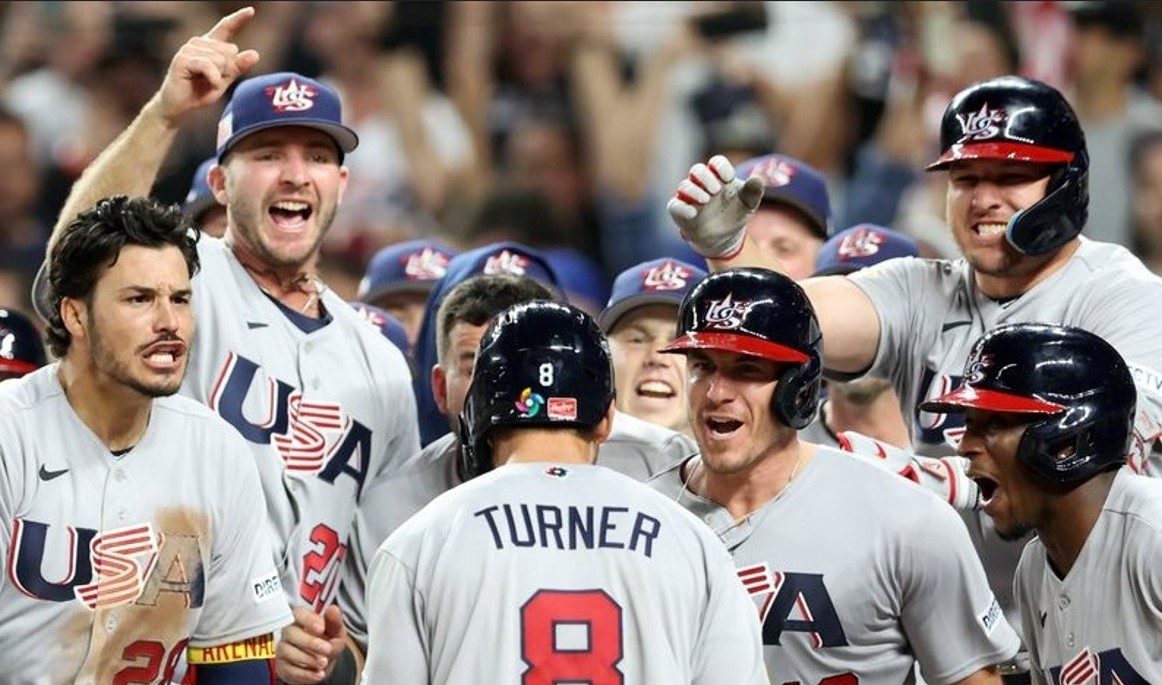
[920,385,1066,414]
[0,359,39,375]
[926,141,1075,171]
[660,331,809,363]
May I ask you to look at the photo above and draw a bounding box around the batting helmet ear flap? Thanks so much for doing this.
[1005,163,1089,255]
[772,352,823,429]
[1016,399,1133,486]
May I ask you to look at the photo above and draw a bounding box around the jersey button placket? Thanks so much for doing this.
[1057,593,1072,648]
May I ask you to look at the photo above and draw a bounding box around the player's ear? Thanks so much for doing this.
[432,364,449,415]
[61,296,87,340]
[591,400,616,445]
[208,163,228,204]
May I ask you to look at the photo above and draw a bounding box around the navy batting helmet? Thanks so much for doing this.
[661,267,823,429]
[459,301,615,479]
[0,308,48,377]
[927,75,1088,256]
[920,323,1134,486]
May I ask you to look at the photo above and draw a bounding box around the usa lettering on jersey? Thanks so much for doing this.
[1048,647,1147,685]
[736,562,848,648]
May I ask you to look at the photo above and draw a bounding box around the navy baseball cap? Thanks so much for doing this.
[182,157,219,220]
[735,153,832,240]
[597,258,707,333]
[812,224,919,277]
[216,72,359,162]
[357,239,459,304]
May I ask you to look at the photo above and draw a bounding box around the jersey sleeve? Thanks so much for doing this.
[360,544,429,683]
[843,258,926,380]
[336,495,376,654]
[900,495,1021,684]
[191,429,293,647]
[692,537,770,685]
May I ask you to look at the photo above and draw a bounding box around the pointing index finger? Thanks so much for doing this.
[203,6,256,41]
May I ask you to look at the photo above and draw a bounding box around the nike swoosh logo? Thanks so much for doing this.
[1039,611,1047,627]
[941,320,972,333]
[247,322,268,329]
[38,465,69,481]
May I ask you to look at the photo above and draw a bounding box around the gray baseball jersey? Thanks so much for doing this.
[340,412,697,652]
[849,238,1162,645]
[0,366,292,685]
[848,238,1162,471]
[650,446,1020,683]
[1013,470,1162,685]
[181,238,419,611]
[361,462,769,685]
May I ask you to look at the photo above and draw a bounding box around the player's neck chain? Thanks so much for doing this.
[231,244,327,316]
[678,447,805,524]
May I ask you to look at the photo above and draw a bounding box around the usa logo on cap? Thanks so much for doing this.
[837,227,886,260]
[267,78,318,113]
[749,157,796,188]
[484,250,530,276]
[641,260,692,292]
[403,247,451,281]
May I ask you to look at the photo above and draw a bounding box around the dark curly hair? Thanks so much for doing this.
[46,195,200,358]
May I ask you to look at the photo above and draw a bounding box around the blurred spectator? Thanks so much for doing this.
[357,239,458,351]
[1130,129,1162,275]
[303,2,474,270]
[182,157,226,238]
[0,108,48,315]
[1064,0,1162,248]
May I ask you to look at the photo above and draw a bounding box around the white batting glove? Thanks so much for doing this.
[667,155,765,259]
[836,431,980,511]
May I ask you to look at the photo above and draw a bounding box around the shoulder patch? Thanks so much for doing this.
[251,571,283,604]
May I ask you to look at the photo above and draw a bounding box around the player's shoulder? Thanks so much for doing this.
[323,293,413,377]
[599,411,697,479]
[1072,238,1162,285]
[1107,470,1162,535]
[811,444,956,513]
[0,365,59,415]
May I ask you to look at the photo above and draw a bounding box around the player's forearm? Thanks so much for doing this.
[49,94,183,251]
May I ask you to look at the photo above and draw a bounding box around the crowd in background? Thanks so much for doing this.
[4,0,1162,328]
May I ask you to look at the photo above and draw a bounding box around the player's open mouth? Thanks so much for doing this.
[974,475,999,506]
[270,201,313,230]
[636,380,676,400]
[704,417,743,438]
[974,222,1006,237]
[142,341,185,369]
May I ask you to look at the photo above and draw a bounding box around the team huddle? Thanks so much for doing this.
[1,6,1161,685]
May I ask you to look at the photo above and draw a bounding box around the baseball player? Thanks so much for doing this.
[296,273,697,678]
[668,75,1162,648]
[921,323,1162,683]
[43,6,420,662]
[356,238,458,353]
[599,257,707,437]
[0,307,48,380]
[412,240,562,446]
[0,196,291,684]
[183,156,227,238]
[799,224,920,449]
[360,300,769,685]
[649,267,1020,683]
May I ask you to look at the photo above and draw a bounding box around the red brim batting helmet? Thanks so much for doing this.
[920,323,1134,486]
[921,384,1066,415]
[924,75,1089,256]
[662,267,823,429]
